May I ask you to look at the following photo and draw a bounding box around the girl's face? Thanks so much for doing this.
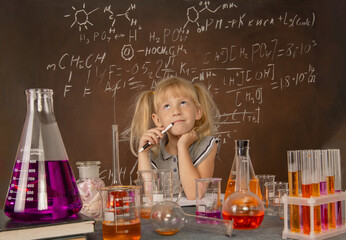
[152,94,202,136]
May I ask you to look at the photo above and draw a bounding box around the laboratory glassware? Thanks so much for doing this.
[320,149,329,231]
[224,140,261,201]
[135,169,181,219]
[326,149,336,229]
[222,140,265,229]
[301,150,312,234]
[265,181,288,216]
[99,185,141,240]
[311,150,322,233]
[287,150,300,233]
[332,149,343,227]
[4,88,82,221]
[256,174,275,208]
[150,201,233,237]
[76,161,105,220]
[195,178,222,220]
[112,124,122,185]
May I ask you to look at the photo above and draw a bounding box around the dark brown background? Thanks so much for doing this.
[0,0,345,206]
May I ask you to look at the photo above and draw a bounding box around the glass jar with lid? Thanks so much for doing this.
[76,161,105,220]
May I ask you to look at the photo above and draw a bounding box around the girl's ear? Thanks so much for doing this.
[152,113,163,127]
[195,106,203,121]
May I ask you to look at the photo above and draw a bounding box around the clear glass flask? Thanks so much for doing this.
[222,140,265,230]
[76,161,105,220]
[150,201,233,237]
[4,88,82,221]
[224,140,261,201]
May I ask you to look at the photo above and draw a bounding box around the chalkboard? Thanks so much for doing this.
[0,0,345,206]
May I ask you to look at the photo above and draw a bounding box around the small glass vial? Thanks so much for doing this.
[76,161,105,220]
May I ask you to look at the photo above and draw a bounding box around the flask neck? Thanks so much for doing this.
[234,140,250,191]
[26,89,55,114]
[235,156,249,191]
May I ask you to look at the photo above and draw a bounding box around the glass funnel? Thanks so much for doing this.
[4,89,82,221]
[222,140,265,230]
[224,140,261,201]
[150,201,233,237]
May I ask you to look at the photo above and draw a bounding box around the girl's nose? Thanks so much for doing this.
[172,105,181,116]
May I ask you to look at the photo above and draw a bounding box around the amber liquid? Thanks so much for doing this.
[312,183,322,233]
[222,211,264,230]
[155,228,180,235]
[302,184,312,235]
[224,178,262,201]
[140,207,152,219]
[288,172,300,233]
[102,220,141,240]
[327,176,336,229]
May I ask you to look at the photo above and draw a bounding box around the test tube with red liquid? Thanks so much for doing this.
[311,150,322,233]
[301,150,312,235]
[320,150,329,231]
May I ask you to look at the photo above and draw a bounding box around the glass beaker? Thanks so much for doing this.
[222,140,265,230]
[150,201,233,237]
[135,170,181,219]
[4,88,82,221]
[265,181,288,216]
[77,161,105,220]
[195,178,222,220]
[256,174,275,208]
[99,185,141,240]
[224,140,261,201]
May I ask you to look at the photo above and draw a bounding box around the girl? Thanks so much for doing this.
[130,77,220,200]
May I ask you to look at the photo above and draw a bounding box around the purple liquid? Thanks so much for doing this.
[320,181,328,231]
[4,160,82,221]
[335,189,343,227]
[196,210,221,224]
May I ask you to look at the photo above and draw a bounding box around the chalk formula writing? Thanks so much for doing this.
[45,0,319,145]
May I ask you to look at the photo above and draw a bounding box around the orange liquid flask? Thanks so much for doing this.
[224,141,261,202]
[222,140,265,230]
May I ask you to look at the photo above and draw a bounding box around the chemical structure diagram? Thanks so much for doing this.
[183,1,238,32]
[64,2,138,33]
[64,3,99,32]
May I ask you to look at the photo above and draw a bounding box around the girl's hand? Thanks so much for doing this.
[138,127,164,153]
[177,130,197,150]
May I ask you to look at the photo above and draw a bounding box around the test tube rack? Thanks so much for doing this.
[282,191,346,240]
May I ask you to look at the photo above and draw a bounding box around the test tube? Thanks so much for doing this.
[311,150,322,233]
[320,150,329,231]
[326,149,336,229]
[287,150,300,233]
[332,149,343,227]
[298,150,303,231]
[301,150,312,235]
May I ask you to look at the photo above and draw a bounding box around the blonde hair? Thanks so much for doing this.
[130,77,220,156]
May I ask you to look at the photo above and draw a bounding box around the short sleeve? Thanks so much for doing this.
[191,136,220,167]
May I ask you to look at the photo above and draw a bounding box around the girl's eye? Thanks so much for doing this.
[181,101,187,106]
[164,104,170,110]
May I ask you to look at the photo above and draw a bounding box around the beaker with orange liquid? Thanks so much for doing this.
[222,140,265,230]
[224,140,262,202]
[99,185,141,240]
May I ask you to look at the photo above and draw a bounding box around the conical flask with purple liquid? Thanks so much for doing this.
[4,88,82,221]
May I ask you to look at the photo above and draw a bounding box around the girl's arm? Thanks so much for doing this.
[177,133,217,200]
